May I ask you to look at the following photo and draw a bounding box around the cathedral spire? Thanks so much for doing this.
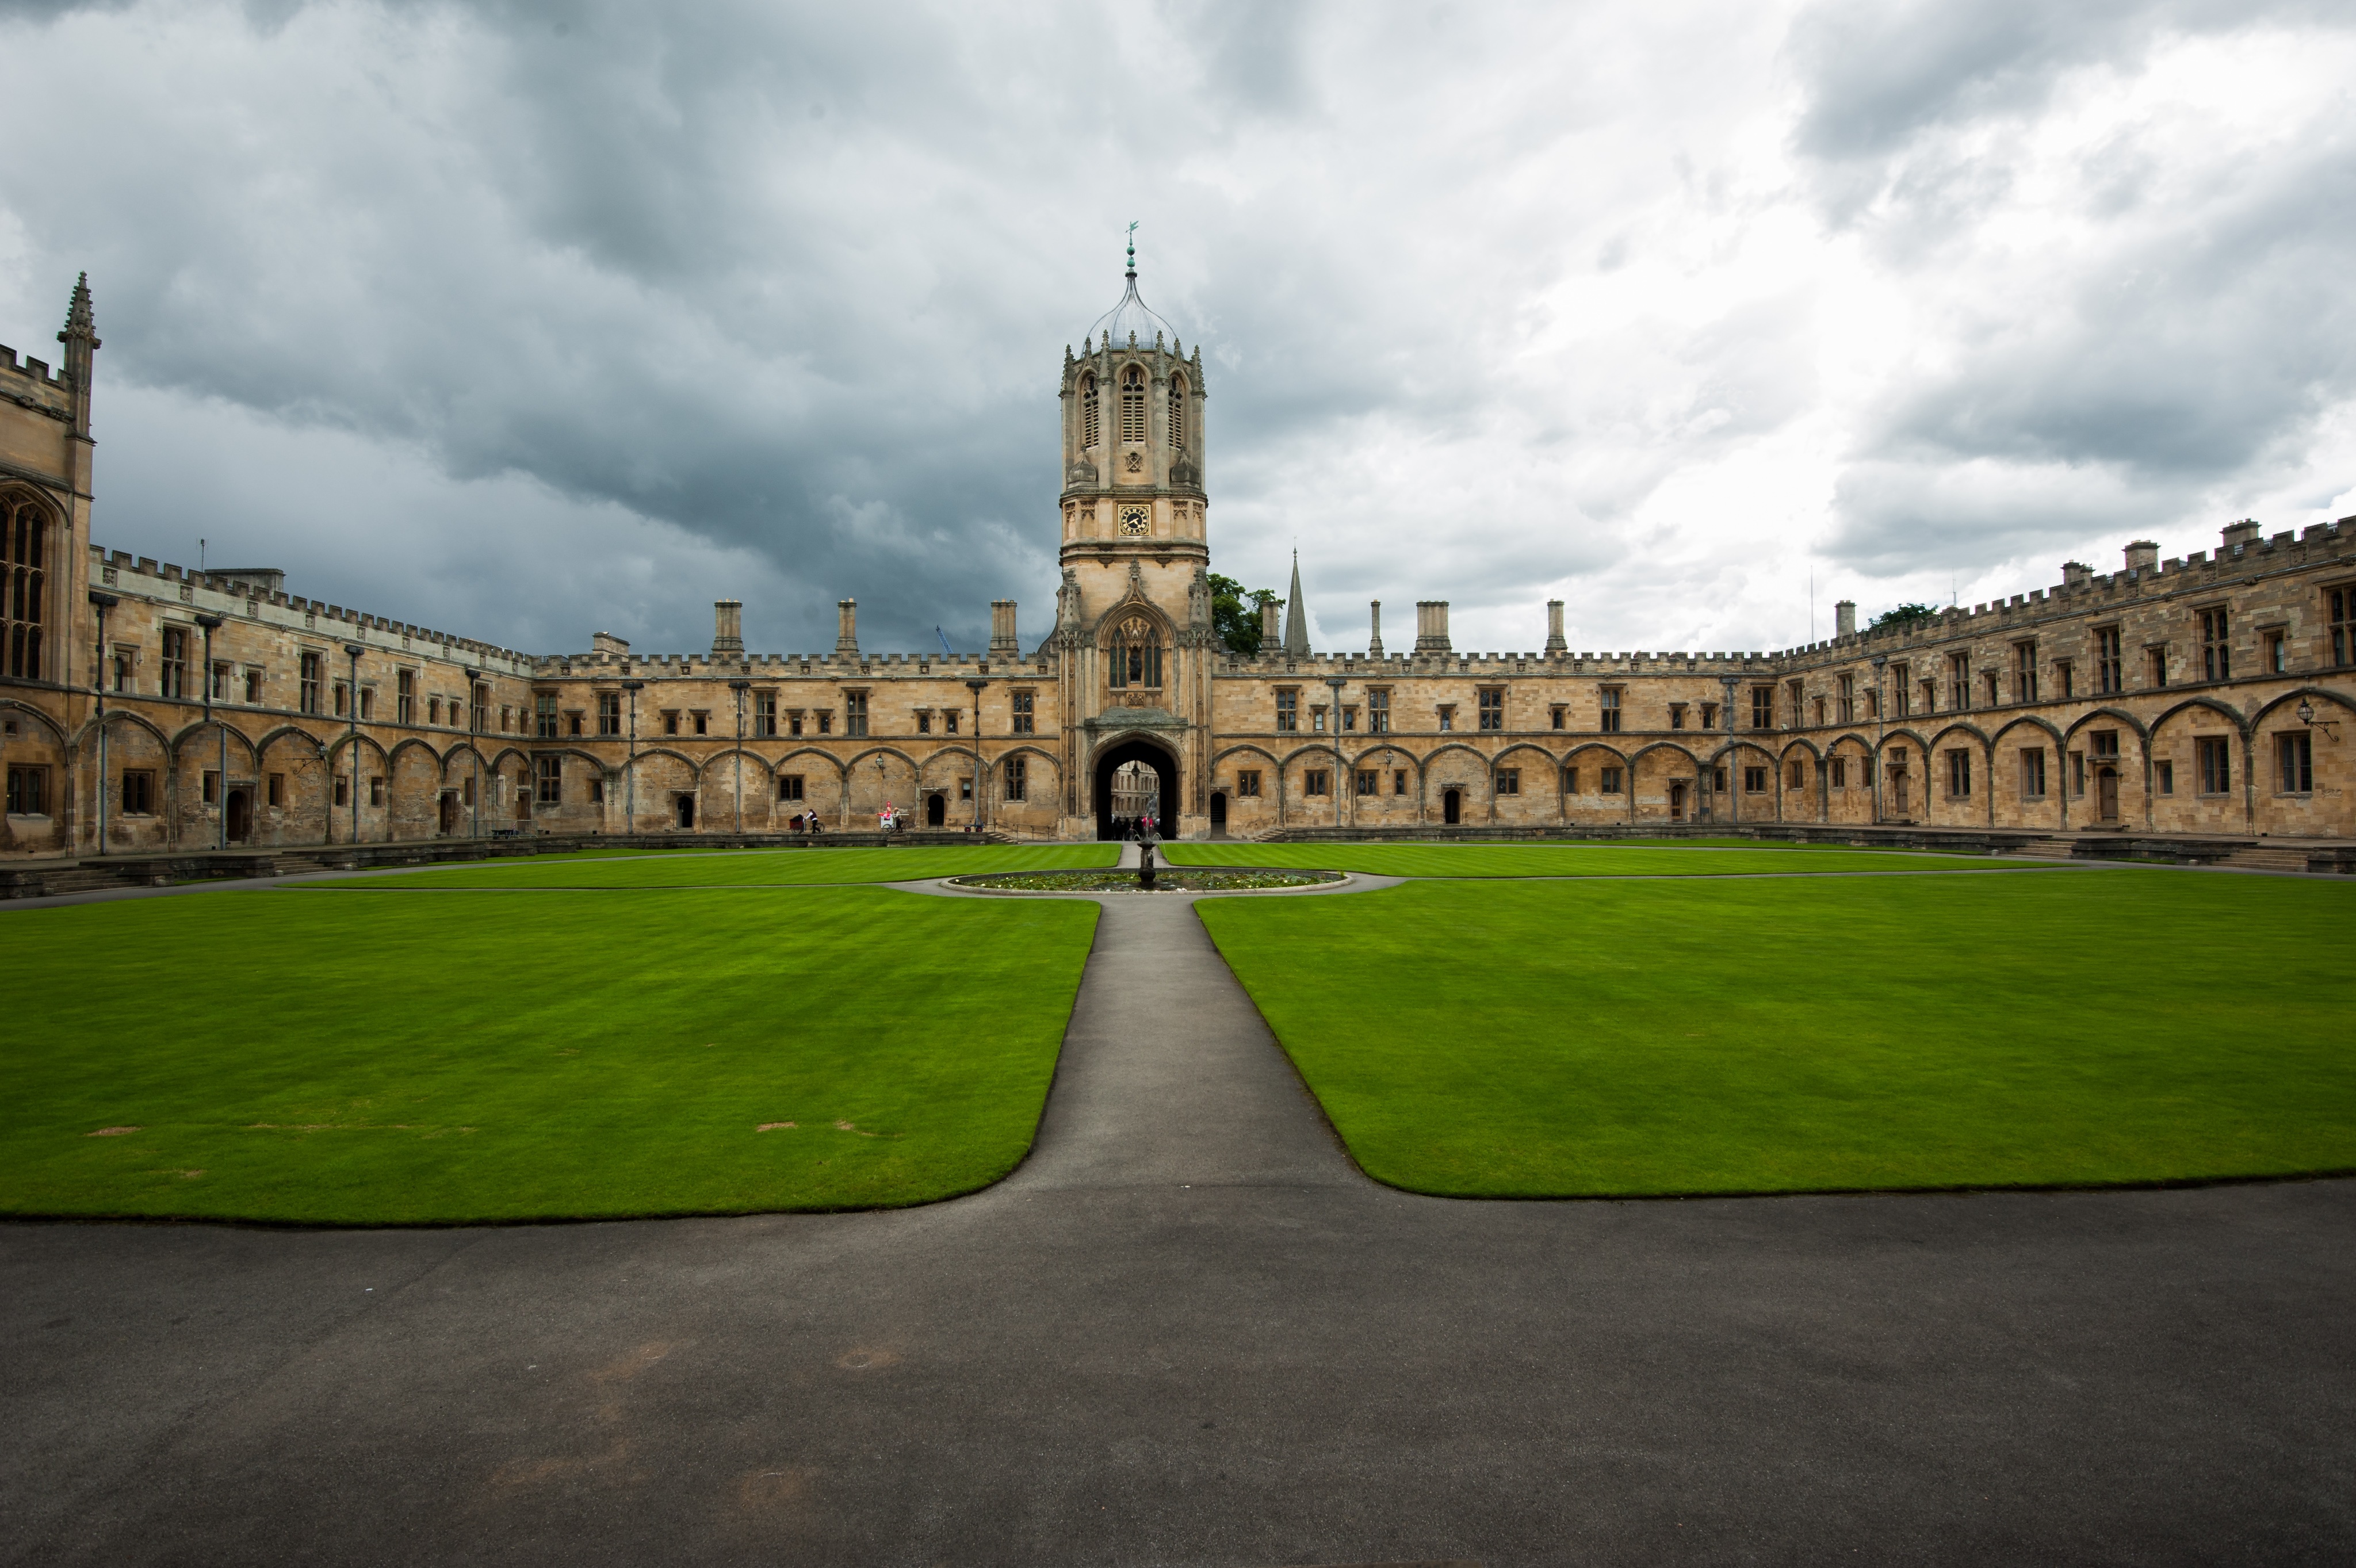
[1283,550,1310,657]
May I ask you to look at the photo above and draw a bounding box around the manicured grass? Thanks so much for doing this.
[1197,870,2356,1195]
[1164,840,2056,878]
[2,886,1097,1223]
[315,842,1117,888]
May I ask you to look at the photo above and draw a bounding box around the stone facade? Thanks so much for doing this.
[3,271,2353,858]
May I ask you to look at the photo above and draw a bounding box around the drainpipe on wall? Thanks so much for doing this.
[89,591,116,856]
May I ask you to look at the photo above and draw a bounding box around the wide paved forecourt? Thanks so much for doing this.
[3,884,1097,1224]
[309,842,1118,889]
[1197,866,2356,1197]
[1162,839,2074,878]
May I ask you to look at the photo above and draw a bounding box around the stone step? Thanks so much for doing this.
[2219,845,2320,873]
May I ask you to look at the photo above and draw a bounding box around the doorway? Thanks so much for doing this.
[1669,780,1687,821]
[1887,768,1910,817]
[438,790,458,835]
[1443,787,1462,825]
[675,794,695,829]
[1092,738,1178,840]
[1209,791,1227,835]
[2097,766,2119,823]
[926,791,946,827]
[225,787,251,843]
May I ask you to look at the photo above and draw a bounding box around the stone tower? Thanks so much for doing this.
[1050,234,1216,838]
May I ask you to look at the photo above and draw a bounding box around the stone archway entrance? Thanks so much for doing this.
[1669,780,1688,821]
[1443,787,1462,825]
[225,787,252,844]
[2097,766,2120,823]
[675,794,695,829]
[1093,737,1179,840]
[1209,791,1227,835]
[926,791,946,827]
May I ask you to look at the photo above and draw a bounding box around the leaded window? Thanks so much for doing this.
[1108,615,1164,690]
[1080,374,1100,448]
[3,496,45,679]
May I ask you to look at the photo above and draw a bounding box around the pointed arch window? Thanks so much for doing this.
[1080,373,1100,448]
[1120,366,1147,443]
[1107,614,1164,690]
[3,495,46,680]
[1167,375,1187,450]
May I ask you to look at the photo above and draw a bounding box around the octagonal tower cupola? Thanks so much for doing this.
[1059,230,1208,573]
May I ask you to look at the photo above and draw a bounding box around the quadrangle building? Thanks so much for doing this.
[3,267,2353,871]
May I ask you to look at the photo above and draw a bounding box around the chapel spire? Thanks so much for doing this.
[1283,550,1310,657]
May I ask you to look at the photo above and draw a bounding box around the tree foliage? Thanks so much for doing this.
[1208,573,1279,656]
[1871,602,1942,630]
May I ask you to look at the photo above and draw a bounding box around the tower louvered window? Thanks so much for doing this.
[1081,374,1099,448]
[3,496,44,680]
[1120,367,1146,443]
[1167,376,1185,450]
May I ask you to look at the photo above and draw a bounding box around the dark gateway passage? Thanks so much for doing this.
[1092,736,1177,839]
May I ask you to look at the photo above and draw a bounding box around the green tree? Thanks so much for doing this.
[1871,602,1942,631]
[1208,573,1279,656]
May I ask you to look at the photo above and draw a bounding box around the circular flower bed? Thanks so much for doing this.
[943,867,1345,894]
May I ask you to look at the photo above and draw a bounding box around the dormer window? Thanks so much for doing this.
[1120,366,1146,443]
[1167,374,1186,450]
[1080,373,1099,448]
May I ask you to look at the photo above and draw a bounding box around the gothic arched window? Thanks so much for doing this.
[1080,374,1099,448]
[2,494,46,680]
[1120,366,1147,443]
[1107,614,1164,690]
[1167,374,1186,450]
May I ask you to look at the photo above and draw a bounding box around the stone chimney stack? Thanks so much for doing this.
[2219,519,2262,552]
[712,599,744,658]
[1260,598,1282,648]
[1834,599,1856,638]
[989,599,1019,657]
[2123,540,2159,573]
[835,598,859,657]
[1367,600,1384,658]
[2061,561,2093,588]
[1414,601,1452,655]
[1545,599,1567,655]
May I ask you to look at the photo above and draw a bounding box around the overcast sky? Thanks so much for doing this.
[3,0,2352,659]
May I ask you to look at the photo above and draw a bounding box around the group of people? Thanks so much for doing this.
[1114,812,1158,843]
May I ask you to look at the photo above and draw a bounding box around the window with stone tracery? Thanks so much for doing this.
[2,495,46,680]
[1107,615,1164,690]
[1120,366,1146,443]
[1081,374,1099,448]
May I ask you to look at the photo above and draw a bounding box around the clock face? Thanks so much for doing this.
[1118,506,1151,537]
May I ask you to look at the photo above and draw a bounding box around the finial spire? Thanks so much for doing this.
[1283,550,1310,658]
[1125,220,1138,278]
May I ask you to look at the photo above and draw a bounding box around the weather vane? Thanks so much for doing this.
[1126,220,1138,270]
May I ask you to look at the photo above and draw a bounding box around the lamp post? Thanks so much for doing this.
[728,679,749,835]
[622,679,644,836]
[1871,653,1890,825]
[874,752,888,833]
[966,678,988,835]
[1719,675,1739,826]
[1325,675,1347,831]
[89,591,117,856]
[346,643,366,848]
[196,614,225,851]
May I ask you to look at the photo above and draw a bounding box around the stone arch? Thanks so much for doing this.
[1092,732,1179,839]
[2064,705,2156,744]
[1210,743,1283,833]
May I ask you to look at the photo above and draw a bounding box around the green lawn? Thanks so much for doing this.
[1164,840,2059,878]
[2,886,1097,1223]
[315,842,1117,888]
[1197,870,2356,1195]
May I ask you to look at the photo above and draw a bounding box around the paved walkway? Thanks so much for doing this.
[4,889,2351,1566]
